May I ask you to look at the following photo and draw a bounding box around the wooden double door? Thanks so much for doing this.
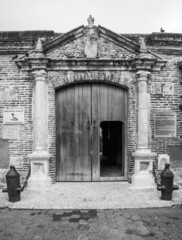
[56,82,128,181]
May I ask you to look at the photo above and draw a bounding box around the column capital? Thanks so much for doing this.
[136,70,151,80]
[27,58,49,71]
[32,69,47,81]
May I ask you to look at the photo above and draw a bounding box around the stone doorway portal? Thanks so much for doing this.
[56,82,128,181]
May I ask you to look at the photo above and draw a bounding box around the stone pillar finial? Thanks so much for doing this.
[87,15,95,28]
[35,38,43,53]
[139,37,147,54]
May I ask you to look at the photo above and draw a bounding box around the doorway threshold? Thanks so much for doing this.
[99,177,127,181]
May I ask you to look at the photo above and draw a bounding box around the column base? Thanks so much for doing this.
[27,151,52,189]
[132,171,156,188]
[132,150,157,188]
[28,176,52,189]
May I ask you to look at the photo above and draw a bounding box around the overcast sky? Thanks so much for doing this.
[0,0,181,34]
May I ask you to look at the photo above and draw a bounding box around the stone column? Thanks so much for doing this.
[33,70,47,152]
[28,68,52,188]
[136,71,150,151]
[132,70,156,188]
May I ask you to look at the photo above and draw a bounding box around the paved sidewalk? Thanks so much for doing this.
[0,208,182,240]
[1,182,182,209]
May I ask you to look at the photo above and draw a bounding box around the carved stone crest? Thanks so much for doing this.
[84,15,98,58]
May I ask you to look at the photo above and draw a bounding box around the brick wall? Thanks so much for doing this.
[150,55,182,183]
[0,55,34,174]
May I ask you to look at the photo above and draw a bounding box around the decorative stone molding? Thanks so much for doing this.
[49,71,133,89]
[47,58,137,71]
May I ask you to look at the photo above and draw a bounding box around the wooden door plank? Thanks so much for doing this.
[91,83,100,181]
[81,84,92,181]
[57,88,68,181]
[116,86,125,122]
[56,92,60,181]
[65,85,75,181]
[98,84,108,178]
[109,85,119,121]
[99,83,108,123]
[74,84,84,181]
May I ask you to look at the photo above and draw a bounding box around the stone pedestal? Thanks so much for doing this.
[132,150,156,188]
[28,152,52,188]
[132,71,156,188]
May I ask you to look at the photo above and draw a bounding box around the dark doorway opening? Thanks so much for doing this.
[100,121,123,177]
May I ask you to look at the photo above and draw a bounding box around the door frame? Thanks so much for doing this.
[56,81,128,181]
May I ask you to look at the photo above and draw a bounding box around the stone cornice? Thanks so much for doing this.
[149,47,182,56]
[0,49,33,55]
[15,56,50,71]
[47,58,166,72]
[28,58,49,71]
[134,57,166,71]
[46,58,136,71]
[15,57,166,72]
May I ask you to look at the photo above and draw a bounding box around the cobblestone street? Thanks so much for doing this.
[0,207,182,240]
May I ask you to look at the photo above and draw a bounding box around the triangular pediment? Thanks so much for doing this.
[15,17,165,71]
[43,25,140,60]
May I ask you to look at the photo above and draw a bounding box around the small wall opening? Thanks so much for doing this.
[100,121,123,177]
